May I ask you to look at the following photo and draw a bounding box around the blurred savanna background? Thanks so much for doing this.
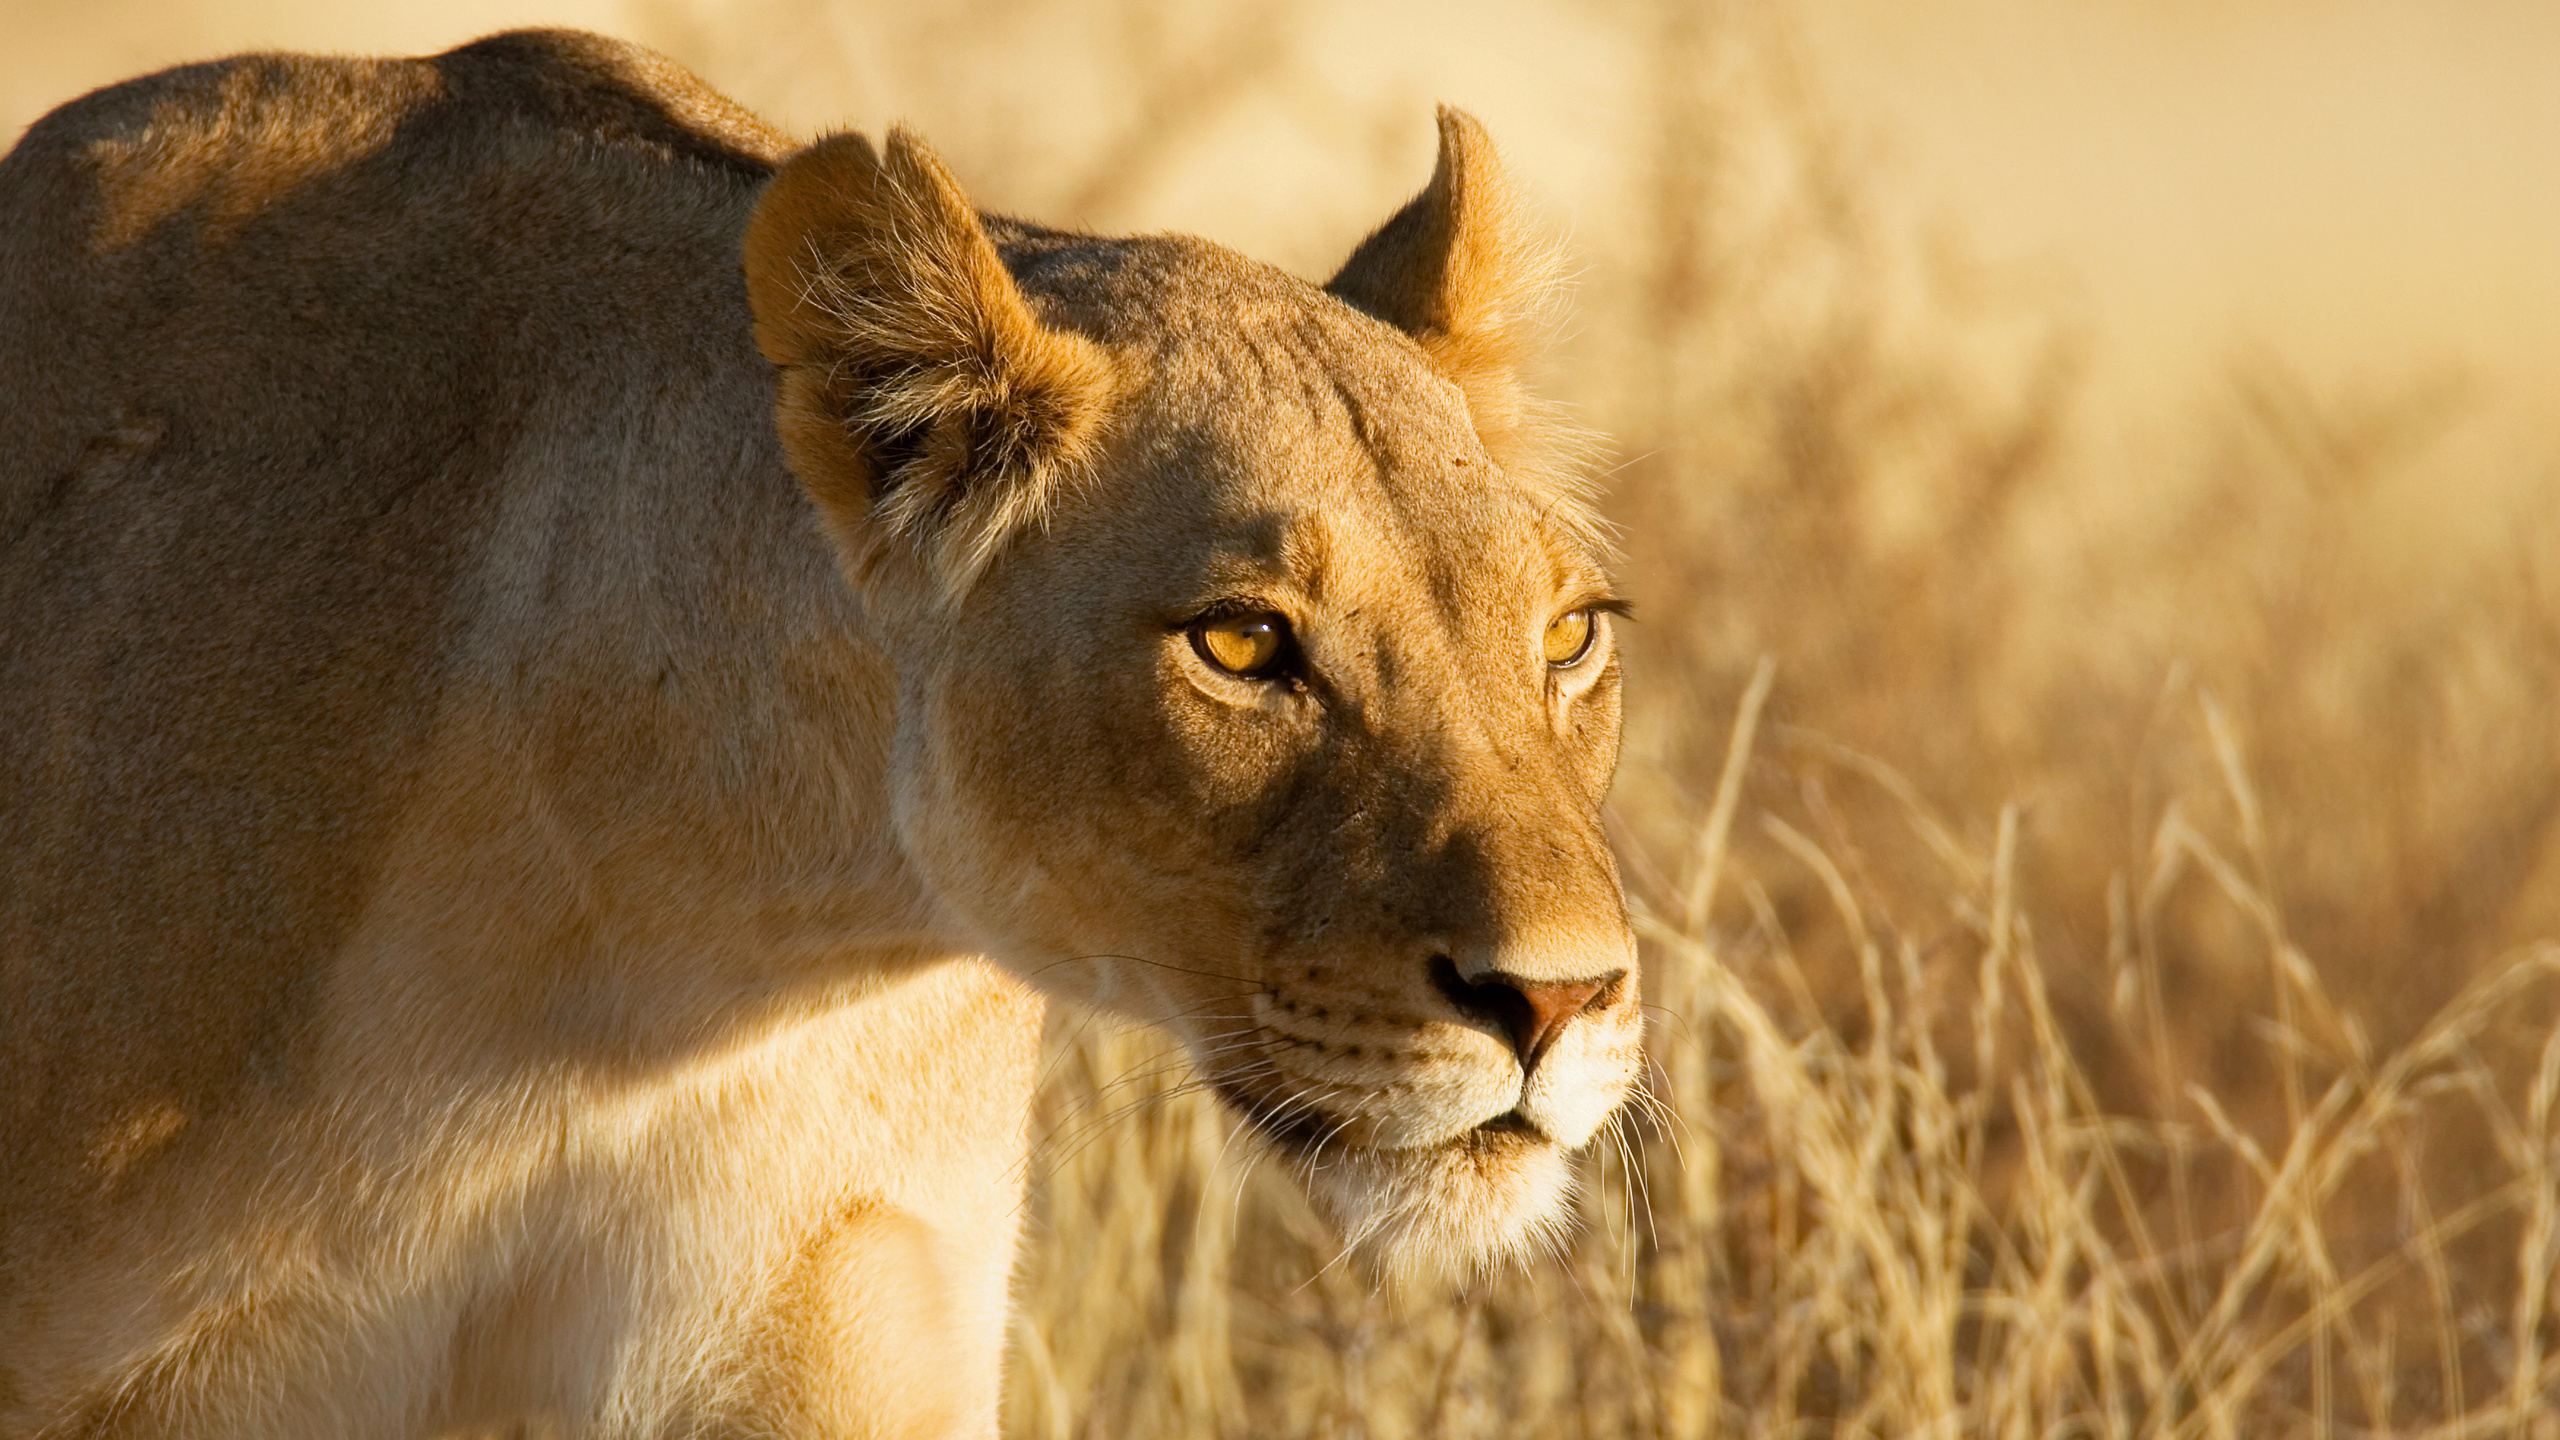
[11,1,2560,1434]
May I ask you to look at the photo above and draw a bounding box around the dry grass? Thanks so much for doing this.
[630,1,2560,1433]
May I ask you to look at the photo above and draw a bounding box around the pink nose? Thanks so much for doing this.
[1507,977,1607,1063]
[1429,957,1621,1070]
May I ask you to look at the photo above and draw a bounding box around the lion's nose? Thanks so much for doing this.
[1428,955,1623,1071]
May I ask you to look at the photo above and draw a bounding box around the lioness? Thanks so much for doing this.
[0,30,1637,1439]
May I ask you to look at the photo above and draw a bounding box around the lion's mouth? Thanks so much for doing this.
[1211,1078,1551,1156]
[1209,1075,1585,1282]
[1210,1077,1340,1154]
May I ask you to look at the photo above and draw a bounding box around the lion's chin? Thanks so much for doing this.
[1291,1128,1579,1289]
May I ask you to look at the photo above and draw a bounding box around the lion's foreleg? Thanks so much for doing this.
[719,1198,1001,1440]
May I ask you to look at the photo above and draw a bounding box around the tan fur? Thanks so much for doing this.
[0,30,1637,1440]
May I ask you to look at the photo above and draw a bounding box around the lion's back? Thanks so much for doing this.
[0,31,791,1288]
[0,29,787,542]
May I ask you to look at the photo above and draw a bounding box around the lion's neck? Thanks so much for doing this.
[394,363,974,1067]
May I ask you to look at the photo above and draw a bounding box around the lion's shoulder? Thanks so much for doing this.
[0,34,808,1223]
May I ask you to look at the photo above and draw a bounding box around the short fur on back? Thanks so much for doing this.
[0,31,1637,1439]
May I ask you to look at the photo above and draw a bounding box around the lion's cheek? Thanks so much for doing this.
[889,661,1259,964]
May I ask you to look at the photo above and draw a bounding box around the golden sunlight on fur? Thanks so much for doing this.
[0,28,1633,1439]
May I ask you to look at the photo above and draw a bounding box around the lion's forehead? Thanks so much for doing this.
[1103,338,1581,582]
[1010,232,1344,341]
[1014,234,1605,676]
[1014,236,1474,439]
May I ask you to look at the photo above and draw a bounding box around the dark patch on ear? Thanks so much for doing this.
[869,416,934,499]
[742,127,1122,593]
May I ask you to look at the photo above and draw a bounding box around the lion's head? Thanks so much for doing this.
[742,111,1636,1281]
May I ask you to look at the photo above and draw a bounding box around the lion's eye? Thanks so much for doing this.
[1544,609,1597,668]
[1193,612,1292,678]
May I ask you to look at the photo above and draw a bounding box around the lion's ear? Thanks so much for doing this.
[743,128,1117,597]
[1325,107,1561,450]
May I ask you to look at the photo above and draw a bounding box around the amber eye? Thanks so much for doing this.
[1544,609,1598,668]
[1192,612,1292,678]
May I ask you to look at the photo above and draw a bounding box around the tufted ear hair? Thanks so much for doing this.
[743,128,1118,599]
[1326,107,1569,470]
